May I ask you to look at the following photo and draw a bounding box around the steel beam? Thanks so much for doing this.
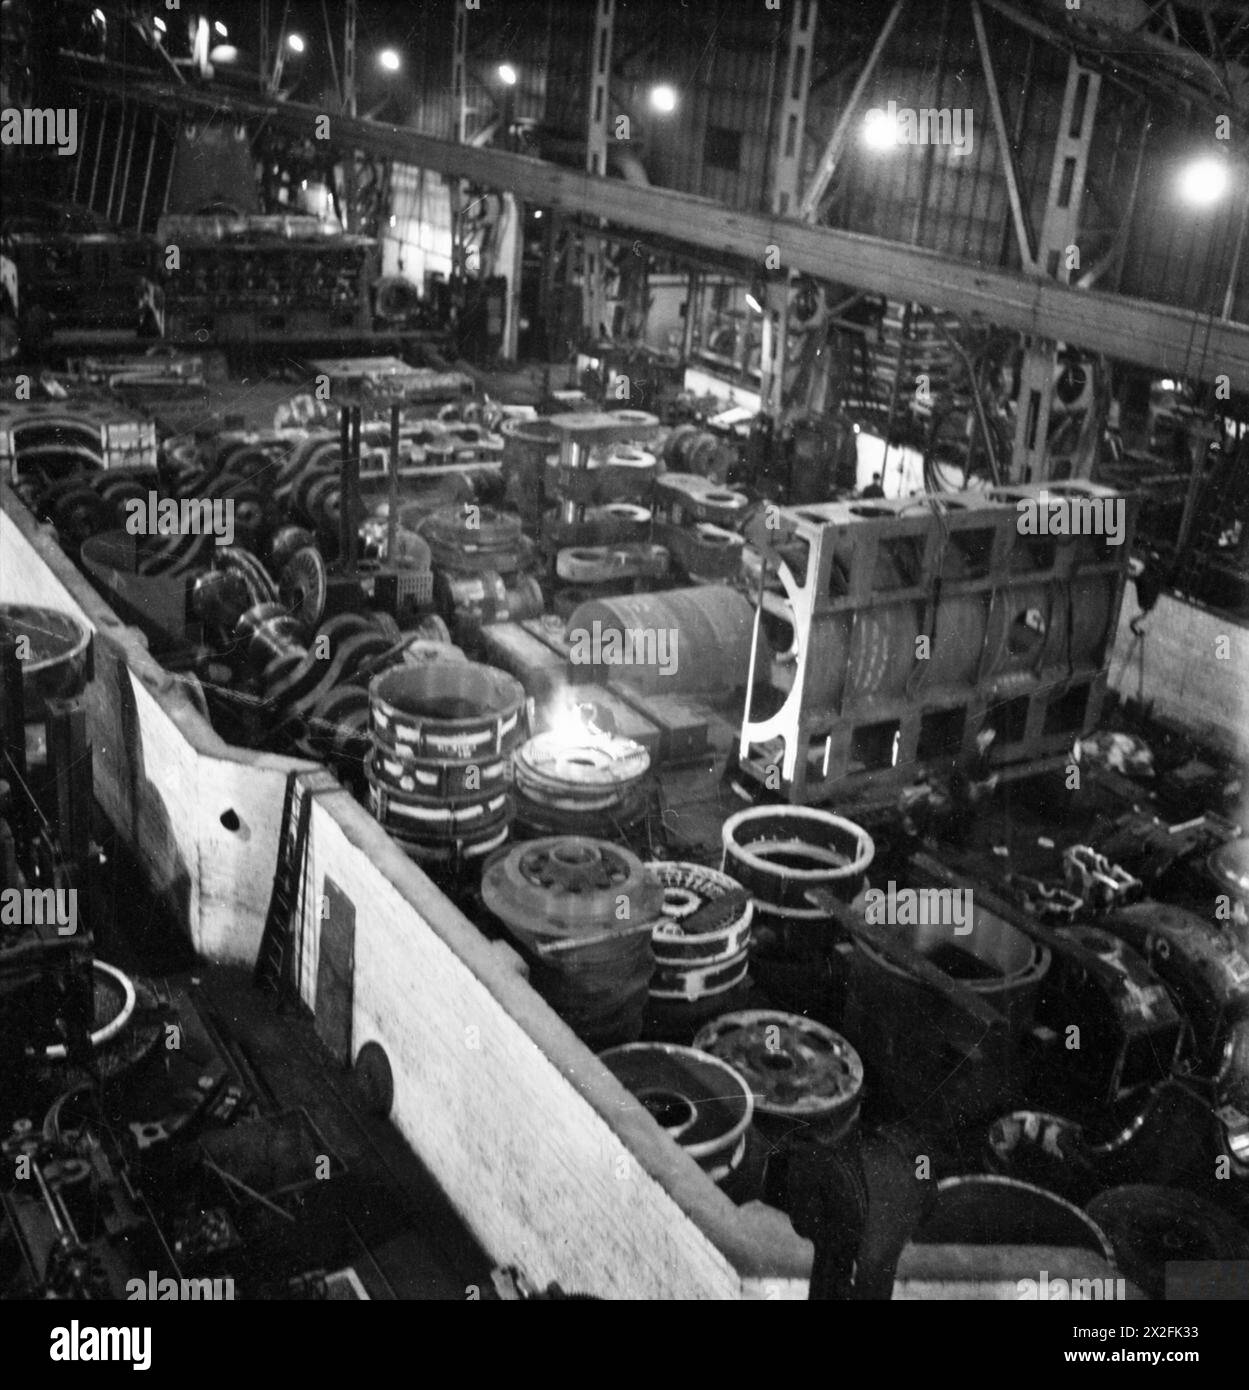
[972,0,1035,269]
[584,0,615,336]
[72,72,1249,391]
[798,0,906,222]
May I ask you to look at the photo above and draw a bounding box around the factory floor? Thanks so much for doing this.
[90,829,495,1301]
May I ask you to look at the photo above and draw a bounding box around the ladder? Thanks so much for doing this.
[255,769,338,1003]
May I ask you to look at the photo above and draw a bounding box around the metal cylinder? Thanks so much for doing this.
[565,586,763,696]
[722,806,874,913]
[481,837,661,1046]
[598,1042,754,1186]
[0,605,92,718]
[694,1010,863,1144]
[852,898,1049,1039]
[369,661,527,760]
[647,862,753,1012]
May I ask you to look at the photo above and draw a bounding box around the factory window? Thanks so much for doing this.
[704,126,742,173]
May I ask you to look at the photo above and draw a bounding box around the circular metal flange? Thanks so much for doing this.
[722,806,875,911]
[598,1042,754,1185]
[369,661,527,760]
[279,546,328,633]
[481,836,662,940]
[216,546,279,607]
[693,1010,863,1129]
[514,731,650,810]
[648,861,754,964]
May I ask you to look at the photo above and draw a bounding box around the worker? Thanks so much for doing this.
[861,472,885,499]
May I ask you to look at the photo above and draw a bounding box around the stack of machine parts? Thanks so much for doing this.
[738,482,1137,805]
[722,805,874,1018]
[694,1010,864,1202]
[367,660,527,873]
[419,503,543,641]
[511,725,651,840]
[1,394,158,479]
[537,411,667,617]
[481,837,661,1047]
[157,214,377,343]
[645,862,754,1032]
[652,470,751,583]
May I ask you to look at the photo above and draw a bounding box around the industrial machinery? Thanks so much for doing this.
[739,482,1137,806]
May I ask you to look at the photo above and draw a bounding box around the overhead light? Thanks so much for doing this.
[153,16,166,33]
[649,84,677,114]
[287,33,305,54]
[497,63,518,86]
[92,7,105,21]
[1179,154,1229,206]
[210,44,238,64]
[533,209,543,219]
[214,20,228,38]
[863,107,899,151]
[745,292,763,314]
[378,49,401,73]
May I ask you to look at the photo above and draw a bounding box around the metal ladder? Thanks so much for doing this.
[255,769,338,1003]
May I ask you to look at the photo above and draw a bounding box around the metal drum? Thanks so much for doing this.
[564,587,762,697]
[647,862,753,1014]
[482,837,661,1046]
[0,604,92,718]
[694,1010,863,1143]
[598,1042,754,1185]
[722,806,874,918]
[369,661,527,760]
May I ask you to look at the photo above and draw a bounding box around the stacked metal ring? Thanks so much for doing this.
[367,661,528,868]
[481,837,661,1046]
[646,863,754,1030]
[511,728,651,839]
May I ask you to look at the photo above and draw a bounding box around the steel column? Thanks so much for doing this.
[105,104,130,224]
[1010,56,1100,482]
[798,0,906,222]
[583,0,615,337]
[136,111,159,232]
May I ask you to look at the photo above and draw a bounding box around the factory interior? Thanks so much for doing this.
[4,0,1249,1318]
